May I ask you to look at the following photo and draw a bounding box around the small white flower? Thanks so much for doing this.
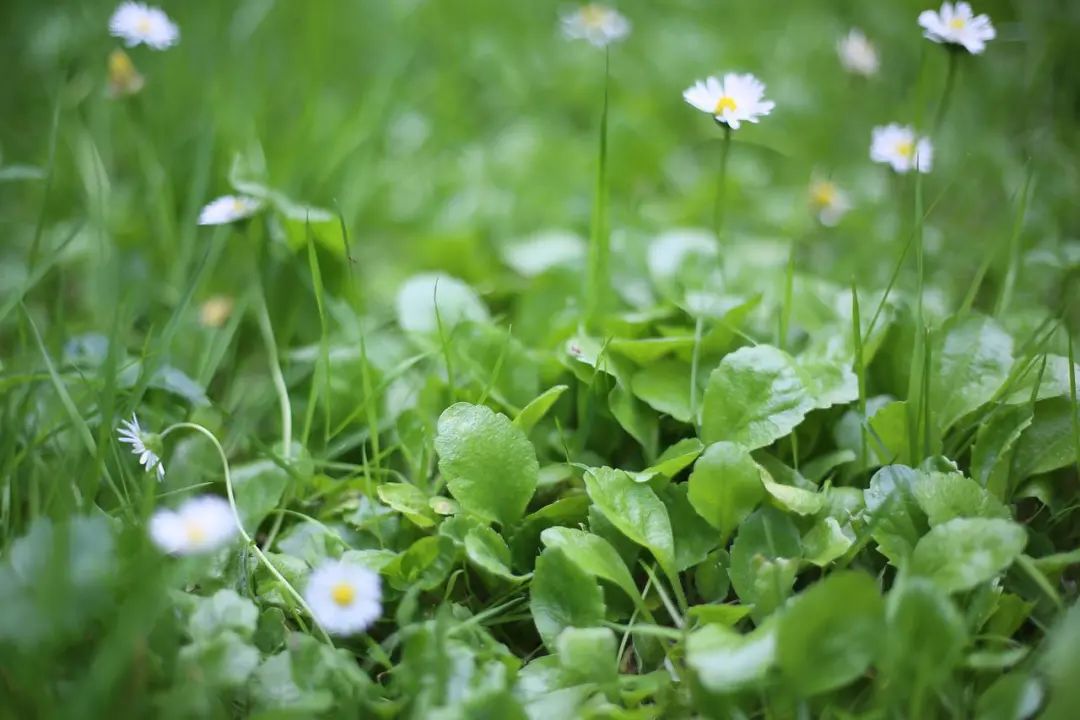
[683,73,775,130]
[837,29,879,76]
[870,124,933,174]
[109,2,179,50]
[918,2,995,54]
[809,178,852,226]
[150,495,237,555]
[560,4,631,47]
[117,414,165,481]
[197,195,262,226]
[305,559,382,636]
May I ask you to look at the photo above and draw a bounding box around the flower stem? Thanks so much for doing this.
[161,422,333,646]
[585,47,612,330]
[712,124,733,248]
[933,50,960,134]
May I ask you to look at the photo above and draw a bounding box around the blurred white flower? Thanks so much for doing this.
[809,178,852,226]
[870,124,933,174]
[837,29,879,76]
[109,2,179,50]
[197,195,262,226]
[199,295,234,328]
[107,48,144,98]
[117,414,165,481]
[150,496,237,555]
[683,73,775,130]
[560,4,631,47]
[918,2,995,54]
[305,559,382,635]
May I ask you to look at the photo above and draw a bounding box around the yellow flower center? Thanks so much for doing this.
[580,5,607,28]
[896,140,914,158]
[231,198,247,214]
[185,521,206,545]
[949,17,966,30]
[811,181,837,207]
[714,96,737,115]
[330,582,355,607]
[136,17,153,35]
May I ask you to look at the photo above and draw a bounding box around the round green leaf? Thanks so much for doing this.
[530,547,605,650]
[435,402,539,527]
[776,571,885,696]
[701,345,816,449]
[687,441,766,540]
[911,518,1028,593]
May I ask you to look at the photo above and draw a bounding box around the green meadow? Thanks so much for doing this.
[1,0,1079,717]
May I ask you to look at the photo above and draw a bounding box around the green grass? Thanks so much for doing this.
[2,0,1080,718]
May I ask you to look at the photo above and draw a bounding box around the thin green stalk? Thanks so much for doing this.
[1069,335,1080,482]
[994,170,1033,317]
[851,280,869,473]
[586,47,612,329]
[255,287,293,460]
[933,50,960,134]
[160,422,333,645]
[689,316,704,425]
[780,241,795,350]
[713,124,733,248]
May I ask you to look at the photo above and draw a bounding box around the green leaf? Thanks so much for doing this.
[802,517,855,567]
[608,383,659,459]
[701,345,816,449]
[180,631,260,689]
[931,315,1014,431]
[396,273,490,334]
[540,527,639,604]
[556,626,618,686]
[232,459,291,535]
[729,507,801,617]
[189,589,259,642]
[377,482,438,529]
[776,571,885,696]
[465,525,524,582]
[435,402,539,527]
[630,359,694,423]
[636,438,705,482]
[761,471,825,516]
[972,405,1032,496]
[864,465,928,565]
[687,603,752,627]
[1012,398,1080,478]
[912,470,1009,526]
[687,441,766,540]
[510,495,590,572]
[883,577,967,690]
[583,467,677,587]
[911,518,1028,593]
[687,621,776,693]
[513,385,569,433]
[659,484,719,571]
[384,535,460,591]
[530,548,605,650]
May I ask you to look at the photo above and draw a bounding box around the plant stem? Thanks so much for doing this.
[255,287,293,460]
[586,47,611,329]
[713,124,733,248]
[933,50,959,134]
[161,422,333,645]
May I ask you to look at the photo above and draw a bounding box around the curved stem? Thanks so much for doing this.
[161,421,332,645]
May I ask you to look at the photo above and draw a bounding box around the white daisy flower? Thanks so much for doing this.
[560,4,631,48]
[809,178,852,226]
[149,495,237,555]
[117,414,165,481]
[870,124,933,174]
[683,73,775,130]
[305,559,382,636]
[918,2,995,55]
[837,29,879,77]
[197,195,262,226]
[108,2,179,51]
[199,295,234,328]
[107,48,145,98]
